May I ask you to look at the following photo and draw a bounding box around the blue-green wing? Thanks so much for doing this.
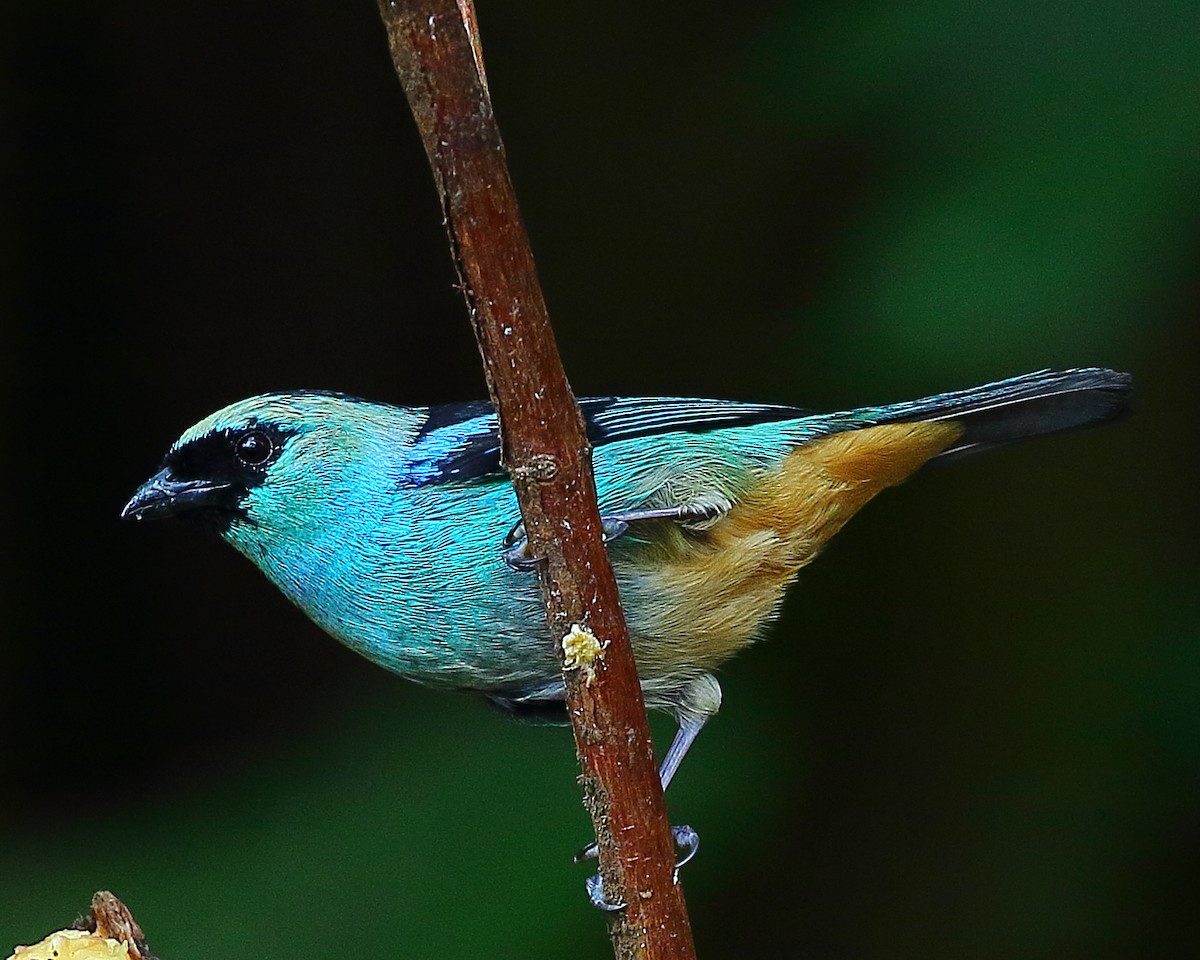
[400,397,809,488]
[401,369,1130,502]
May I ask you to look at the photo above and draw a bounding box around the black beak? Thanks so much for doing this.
[122,467,233,520]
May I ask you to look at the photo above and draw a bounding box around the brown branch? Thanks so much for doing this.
[374,2,696,957]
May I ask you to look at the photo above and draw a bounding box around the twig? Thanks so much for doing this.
[75,891,154,960]
[8,891,155,960]
[374,2,697,956]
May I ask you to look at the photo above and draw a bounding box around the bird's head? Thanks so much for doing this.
[122,392,409,539]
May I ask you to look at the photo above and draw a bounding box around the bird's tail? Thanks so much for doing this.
[639,367,1131,674]
[854,367,1133,460]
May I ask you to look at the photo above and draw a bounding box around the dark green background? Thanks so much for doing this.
[5,2,1197,957]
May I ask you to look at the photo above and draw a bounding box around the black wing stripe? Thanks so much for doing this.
[404,397,808,487]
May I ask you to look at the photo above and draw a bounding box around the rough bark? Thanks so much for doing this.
[374,2,697,957]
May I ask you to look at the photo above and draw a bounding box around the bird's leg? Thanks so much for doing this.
[502,502,722,571]
[594,502,724,542]
[578,675,721,908]
[657,712,708,793]
[576,675,720,858]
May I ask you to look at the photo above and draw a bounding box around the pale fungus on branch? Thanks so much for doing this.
[562,623,609,683]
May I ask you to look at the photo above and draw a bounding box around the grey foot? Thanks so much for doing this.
[669,824,700,873]
[585,873,626,912]
[502,517,631,571]
[501,540,541,571]
[578,825,700,909]
[574,824,700,865]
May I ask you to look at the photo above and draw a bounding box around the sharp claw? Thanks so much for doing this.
[585,873,626,912]
[501,519,526,548]
[573,841,599,864]
[671,825,699,874]
[502,541,543,571]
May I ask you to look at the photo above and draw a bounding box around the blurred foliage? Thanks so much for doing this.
[4,1,1197,958]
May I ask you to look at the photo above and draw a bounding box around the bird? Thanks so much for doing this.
[123,367,1130,826]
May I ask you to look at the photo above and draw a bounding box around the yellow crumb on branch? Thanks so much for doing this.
[561,623,607,682]
[8,929,133,960]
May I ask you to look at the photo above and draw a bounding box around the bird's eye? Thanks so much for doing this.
[234,430,275,467]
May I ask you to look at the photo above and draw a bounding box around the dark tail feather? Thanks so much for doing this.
[873,368,1132,460]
